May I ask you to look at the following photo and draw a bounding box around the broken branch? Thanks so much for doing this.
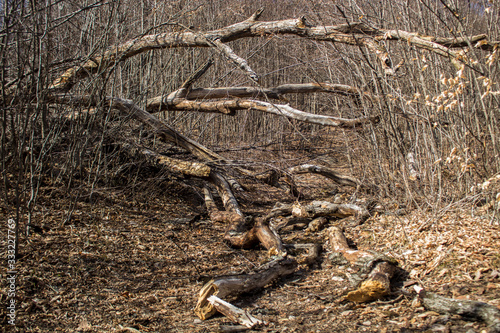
[328,226,398,303]
[150,98,379,128]
[416,287,500,333]
[195,257,297,320]
[146,82,373,109]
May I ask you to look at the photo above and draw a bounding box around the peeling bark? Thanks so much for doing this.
[146,82,373,109]
[287,164,361,188]
[267,200,370,223]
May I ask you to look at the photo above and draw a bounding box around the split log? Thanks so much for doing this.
[195,257,297,320]
[328,226,398,303]
[415,286,500,333]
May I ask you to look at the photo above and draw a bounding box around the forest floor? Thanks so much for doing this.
[1,137,500,332]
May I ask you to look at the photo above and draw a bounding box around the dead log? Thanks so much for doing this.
[328,226,398,303]
[161,58,214,107]
[137,146,211,178]
[146,82,374,110]
[267,200,370,224]
[195,257,297,320]
[415,286,500,333]
[285,243,321,265]
[149,98,379,128]
[204,174,285,254]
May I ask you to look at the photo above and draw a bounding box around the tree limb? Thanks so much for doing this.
[150,98,379,128]
[146,82,374,108]
[49,10,489,91]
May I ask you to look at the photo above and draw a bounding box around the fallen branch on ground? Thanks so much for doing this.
[328,226,399,303]
[195,257,297,320]
[415,286,500,333]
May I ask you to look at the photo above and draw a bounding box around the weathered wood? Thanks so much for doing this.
[138,147,211,177]
[287,164,361,188]
[207,295,264,328]
[415,287,500,333]
[195,257,297,320]
[306,216,328,232]
[49,94,228,164]
[146,82,373,109]
[209,38,259,82]
[204,177,257,249]
[149,98,379,128]
[328,226,398,303]
[205,174,285,253]
[267,200,370,223]
[49,6,486,92]
[285,243,321,265]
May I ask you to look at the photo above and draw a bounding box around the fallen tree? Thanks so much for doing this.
[33,7,500,329]
[415,286,500,333]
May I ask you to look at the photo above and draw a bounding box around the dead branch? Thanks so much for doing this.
[415,287,500,333]
[267,200,370,223]
[195,257,297,320]
[285,243,321,265]
[161,58,214,106]
[207,295,264,328]
[149,98,379,128]
[287,164,361,188]
[49,7,490,92]
[146,82,373,108]
[131,145,211,178]
[50,94,228,163]
[328,226,398,303]
[204,176,285,254]
[209,38,259,81]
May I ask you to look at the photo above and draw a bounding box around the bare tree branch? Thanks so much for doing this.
[147,82,374,108]
[149,98,379,128]
[48,10,491,92]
